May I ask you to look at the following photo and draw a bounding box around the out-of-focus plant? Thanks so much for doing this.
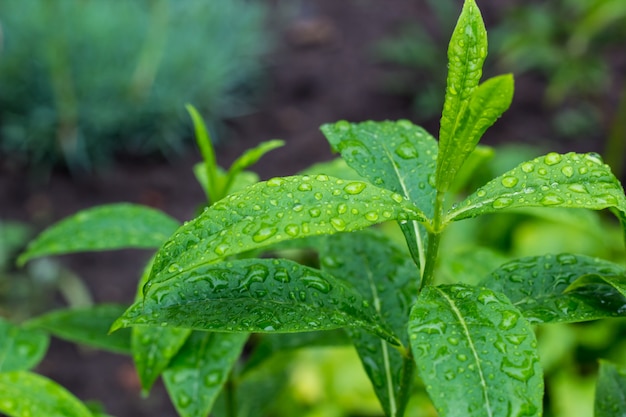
[0,0,270,173]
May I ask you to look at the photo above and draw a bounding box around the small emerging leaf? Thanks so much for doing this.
[0,318,49,372]
[145,175,426,290]
[227,140,284,183]
[447,152,626,224]
[409,284,542,417]
[25,305,130,354]
[0,371,93,417]
[482,254,626,323]
[113,258,400,345]
[595,360,626,417]
[18,203,180,266]
[187,104,219,204]
[163,332,248,417]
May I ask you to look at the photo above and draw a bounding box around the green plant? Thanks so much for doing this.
[0,0,269,173]
[6,1,626,416]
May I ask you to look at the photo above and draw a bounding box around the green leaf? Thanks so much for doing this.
[0,318,49,372]
[482,254,626,323]
[320,230,419,417]
[25,305,130,354]
[145,175,426,290]
[186,104,219,204]
[595,360,626,417]
[321,120,438,273]
[0,371,93,417]
[18,203,180,266]
[163,332,248,417]
[226,140,284,189]
[193,164,260,202]
[567,274,626,299]
[409,284,543,417]
[436,74,514,193]
[113,258,400,345]
[437,0,488,191]
[447,152,626,224]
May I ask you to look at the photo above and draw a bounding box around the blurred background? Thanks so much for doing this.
[0,0,625,416]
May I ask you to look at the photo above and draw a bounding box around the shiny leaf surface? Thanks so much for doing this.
[0,371,93,417]
[25,305,130,354]
[145,175,426,290]
[163,332,248,417]
[0,318,48,372]
[482,254,626,323]
[447,152,626,223]
[320,230,419,417]
[18,203,180,265]
[595,360,626,417]
[321,119,437,273]
[114,258,400,345]
[409,284,542,417]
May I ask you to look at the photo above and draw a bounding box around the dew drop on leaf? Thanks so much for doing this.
[343,182,366,195]
[267,177,284,187]
[309,208,321,218]
[567,183,586,193]
[301,275,332,293]
[492,197,513,209]
[498,310,519,330]
[543,152,562,166]
[273,268,290,283]
[284,224,300,237]
[394,141,419,159]
[204,370,222,387]
[298,183,313,192]
[501,356,535,382]
[501,176,519,188]
[330,217,346,231]
[561,166,574,178]
[252,226,277,243]
[365,212,379,222]
[521,162,534,173]
[540,194,564,206]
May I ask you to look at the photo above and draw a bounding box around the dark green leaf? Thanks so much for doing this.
[436,74,514,193]
[0,371,93,417]
[0,318,49,372]
[163,332,248,417]
[113,258,400,345]
[25,305,130,354]
[567,274,626,299]
[595,360,626,417]
[320,230,418,417]
[18,203,180,266]
[447,152,626,223]
[145,175,426,290]
[437,0,488,191]
[321,120,438,273]
[482,254,626,323]
[409,284,542,417]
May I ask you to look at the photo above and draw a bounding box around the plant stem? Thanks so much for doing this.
[419,191,445,291]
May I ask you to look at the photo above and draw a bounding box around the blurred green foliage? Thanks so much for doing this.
[0,0,270,173]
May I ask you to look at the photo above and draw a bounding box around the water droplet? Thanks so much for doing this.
[456,353,468,362]
[578,166,589,174]
[561,166,574,178]
[476,189,487,197]
[267,177,284,187]
[314,192,323,200]
[344,182,366,195]
[298,183,313,192]
[273,268,290,283]
[315,174,329,181]
[584,152,603,165]
[177,393,192,408]
[391,193,404,203]
[365,212,379,222]
[544,152,562,166]
[252,226,277,243]
[444,371,456,380]
[501,176,519,188]
[284,224,300,237]
[557,254,578,265]
[521,162,534,173]
[412,320,447,335]
[447,337,459,346]
[330,217,346,231]
[499,310,519,330]
[505,334,528,345]
[501,356,535,382]
[301,275,331,293]
[204,370,222,387]
[538,168,548,175]
[395,142,419,159]
[168,263,182,273]
[337,203,348,214]
[335,120,351,132]
[540,194,564,206]
[492,197,513,209]
[214,242,230,256]
[309,208,321,218]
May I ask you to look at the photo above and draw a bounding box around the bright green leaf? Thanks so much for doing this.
[186,104,219,204]
[0,371,93,417]
[595,360,626,417]
[320,230,419,417]
[18,203,180,266]
[145,175,426,290]
[437,0,488,191]
[193,164,260,203]
[482,254,626,323]
[436,74,514,193]
[163,332,248,417]
[0,318,49,372]
[447,152,626,224]
[409,284,543,417]
[321,120,437,273]
[25,305,130,354]
[113,258,400,345]
[226,140,284,187]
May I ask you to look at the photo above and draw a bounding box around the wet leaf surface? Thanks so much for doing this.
[0,317,49,372]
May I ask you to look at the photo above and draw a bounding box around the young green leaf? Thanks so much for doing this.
[409,284,543,417]
[320,230,419,417]
[113,258,400,345]
[482,254,626,323]
[225,140,284,190]
[18,203,180,266]
[163,332,248,417]
[25,305,130,354]
[321,120,437,273]
[186,104,219,204]
[0,371,94,417]
[595,360,626,417]
[436,74,514,193]
[0,318,49,372]
[193,164,260,203]
[145,175,426,290]
[437,0,488,191]
[447,152,626,224]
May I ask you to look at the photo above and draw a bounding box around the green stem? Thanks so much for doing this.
[225,371,237,417]
[419,191,445,291]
